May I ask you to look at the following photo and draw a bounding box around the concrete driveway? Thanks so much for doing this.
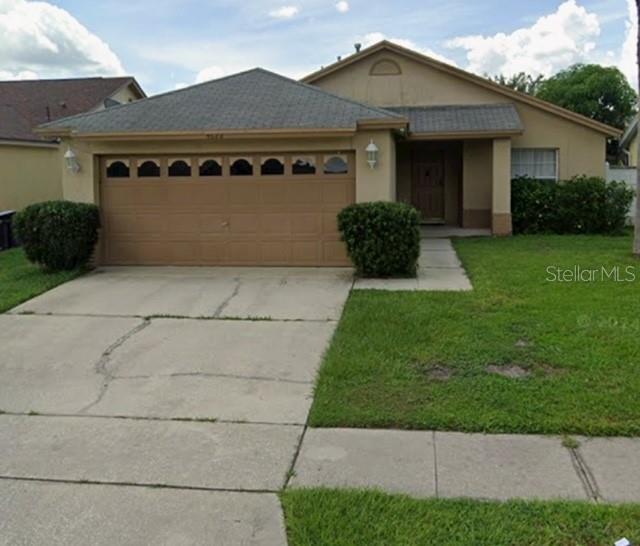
[0,266,353,545]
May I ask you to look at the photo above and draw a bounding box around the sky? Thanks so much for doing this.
[0,0,636,95]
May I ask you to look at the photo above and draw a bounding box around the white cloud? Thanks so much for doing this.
[0,0,125,79]
[446,0,600,77]
[0,69,38,80]
[195,65,228,83]
[269,5,299,18]
[360,32,458,66]
[618,0,637,87]
[336,1,349,13]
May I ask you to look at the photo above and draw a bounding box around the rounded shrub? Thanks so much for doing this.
[337,201,420,277]
[13,200,100,271]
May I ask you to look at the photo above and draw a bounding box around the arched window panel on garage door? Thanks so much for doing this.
[324,154,348,175]
[106,159,130,178]
[230,157,253,176]
[199,158,222,177]
[168,158,192,177]
[292,156,316,175]
[137,159,161,178]
[261,157,285,176]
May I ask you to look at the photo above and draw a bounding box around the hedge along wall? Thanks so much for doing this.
[511,176,634,235]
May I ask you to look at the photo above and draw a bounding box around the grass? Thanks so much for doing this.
[0,248,83,313]
[281,488,640,546]
[309,234,640,436]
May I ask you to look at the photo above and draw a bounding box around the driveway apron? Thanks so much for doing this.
[0,266,353,545]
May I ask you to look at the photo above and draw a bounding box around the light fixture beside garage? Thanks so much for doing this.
[64,147,81,173]
[366,139,379,169]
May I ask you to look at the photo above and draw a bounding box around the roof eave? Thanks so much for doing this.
[42,127,358,141]
[357,117,408,130]
[0,137,59,148]
[620,119,638,148]
[34,126,73,138]
[407,129,524,141]
[303,40,621,138]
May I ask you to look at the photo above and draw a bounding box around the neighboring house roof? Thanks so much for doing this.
[303,41,621,137]
[0,76,145,143]
[620,117,638,149]
[388,104,523,137]
[38,68,406,138]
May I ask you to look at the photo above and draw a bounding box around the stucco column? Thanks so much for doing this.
[491,138,512,236]
[354,130,396,202]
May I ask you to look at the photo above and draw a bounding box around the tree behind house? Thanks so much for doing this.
[536,64,637,130]
[490,73,545,95]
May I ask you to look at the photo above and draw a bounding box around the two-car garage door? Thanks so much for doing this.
[99,153,355,266]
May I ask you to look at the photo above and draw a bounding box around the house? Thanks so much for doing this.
[619,117,638,167]
[0,77,145,212]
[37,41,619,267]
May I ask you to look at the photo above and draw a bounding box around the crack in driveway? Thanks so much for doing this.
[213,278,242,318]
[112,371,312,385]
[78,319,151,414]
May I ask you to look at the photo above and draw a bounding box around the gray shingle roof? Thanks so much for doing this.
[40,69,403,134]
[387,104,523,135]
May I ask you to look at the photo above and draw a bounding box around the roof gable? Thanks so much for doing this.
[303,41,620,137]
[0,77,143,142]
[39,68,405,137]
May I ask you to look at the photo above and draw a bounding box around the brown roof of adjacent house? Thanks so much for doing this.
[0,77,143,143]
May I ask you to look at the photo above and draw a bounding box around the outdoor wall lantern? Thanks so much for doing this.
[366,139,379,169]
[64,147,81,173]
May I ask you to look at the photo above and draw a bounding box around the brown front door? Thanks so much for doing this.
[412,153,445,222]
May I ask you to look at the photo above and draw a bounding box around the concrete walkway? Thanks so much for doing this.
[353,238,473,291]
[290,428,640,503]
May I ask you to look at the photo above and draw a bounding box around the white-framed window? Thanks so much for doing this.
[511,148,558,180]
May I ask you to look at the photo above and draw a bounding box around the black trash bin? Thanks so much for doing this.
[0,210,16,250]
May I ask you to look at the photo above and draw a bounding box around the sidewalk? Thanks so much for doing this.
[290,428,640,503]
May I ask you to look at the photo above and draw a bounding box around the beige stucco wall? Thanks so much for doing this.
[312,49,607,179]
[60,132,396,205]
[512,102,605,178]
[0,144,63,211]
[492,138,512,235]
[353,130,396,202]
[462,140,492,228]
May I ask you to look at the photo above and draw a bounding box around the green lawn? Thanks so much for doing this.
[310,235,640,436]
[0,249,82,313]
[281,488,640,546]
